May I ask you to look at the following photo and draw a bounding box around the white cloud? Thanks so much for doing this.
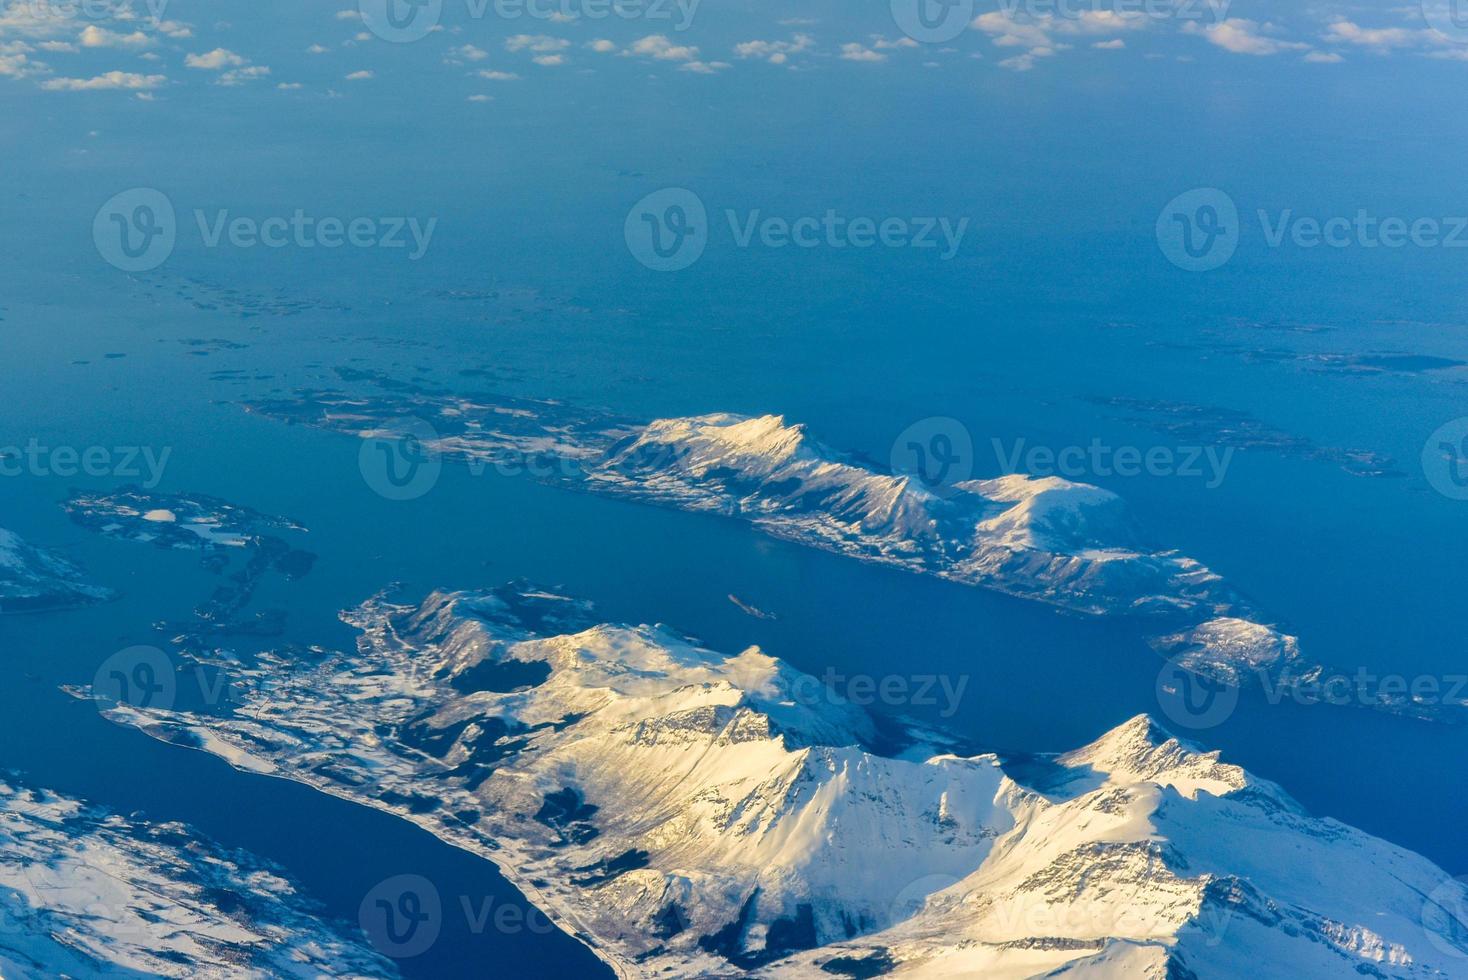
[277,81,303,89]
[872,35,919,50]
[627,35,700,61]
[532,53,564,66]
[1322,21,1421,50]
[447,43,489,62]
[1316,18,1468,61]
[839,42,886,62]
[974,11,1052,49]
[586,39,617,53]
[467,93,492,101]
[220,65,270,86]
[1065,11,1143,35]
[505,34,570,53]
[185,48,247,70]
[37,40,79,53]
[41,70,166,90]
[733,34,814,64]
[0,44,37,80]
[1304,51,1343,63]
[971,10,1143,68]
[974,9,1139,55]
[679,60,729,73]
[335,9,360,19]
[345,69,374,79]
[476,69,519,80]
[997,48,1055,71]
[79,25,152,49]
[1183,19,1307,56]
[307,44,329,54]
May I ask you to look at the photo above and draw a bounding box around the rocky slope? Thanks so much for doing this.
[0,526,110,614]
[91,585,1468,978]
[0,780,395,977]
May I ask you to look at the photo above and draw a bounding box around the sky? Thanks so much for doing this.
[7,0,1468,320]
[3,0,1467,93]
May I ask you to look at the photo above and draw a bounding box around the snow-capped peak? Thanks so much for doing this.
[94,586,1468,979]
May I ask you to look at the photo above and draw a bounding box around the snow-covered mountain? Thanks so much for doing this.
[594,413,1251,622]
[94,585,1468,978]
[0,526,110,614]
[0,779,396,978]
[248,383,1356,711]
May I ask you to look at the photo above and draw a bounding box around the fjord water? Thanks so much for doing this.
[5,23,1468,969]
[3,279,1468,974]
